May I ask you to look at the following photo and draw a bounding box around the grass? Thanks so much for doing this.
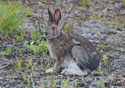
[16,57,22,71]
[102,54,108,64]
[121,0,125,8]
[41,83,45,88]
[0,47,11,56]
[97,69,104,76]
[31,28,45,41]
[62,79,68,88]
[98,77,105,88]
[74,80,77,88]
[0,1,30,38]
[63,23,72,32]
[78,0,90,7]
[16,57,35,87]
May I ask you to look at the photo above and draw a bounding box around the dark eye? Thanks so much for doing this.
[52,26,55,30]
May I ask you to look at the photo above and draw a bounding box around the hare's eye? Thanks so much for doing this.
[52,26,55,30]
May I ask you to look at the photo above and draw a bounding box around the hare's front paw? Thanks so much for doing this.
[61,69,88,76]
[46,67,54,73]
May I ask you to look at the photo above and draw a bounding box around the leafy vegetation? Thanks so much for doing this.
[78,0,90,7]
[0,1,30,38]
[24,40,47,56]
[98,77,105,88]
[24,20,48,56]
[121,0,125,8]
[102,54,108,64]
[63,23,72,32]
[0,47,11,56]
[32,21,45,41]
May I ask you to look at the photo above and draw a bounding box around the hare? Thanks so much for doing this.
[45,8,101,75]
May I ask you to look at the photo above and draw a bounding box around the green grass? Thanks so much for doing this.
[98,77,105,88]
[16,57,34,87]
[62,79,68,88]
[102,54,108,64]
[78,0,90,7]
[0,1,30,38]
[63,23,72,32]
[0,47,11,56]
[121,0,125,8]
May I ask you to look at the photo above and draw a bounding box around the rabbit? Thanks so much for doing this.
[45,8,101,75]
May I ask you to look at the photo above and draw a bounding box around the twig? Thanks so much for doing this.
[38,0,48,34]
[72,0,77,29]
[41,0,48,23]
[62,0,77,31]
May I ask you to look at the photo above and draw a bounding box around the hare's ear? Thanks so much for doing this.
[54,9,61,25]
[48,8,54,22]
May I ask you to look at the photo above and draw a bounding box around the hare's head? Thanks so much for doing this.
[45,8,61,39]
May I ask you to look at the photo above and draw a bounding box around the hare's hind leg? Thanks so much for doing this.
[61,68,88,75]
[61,59,88,76]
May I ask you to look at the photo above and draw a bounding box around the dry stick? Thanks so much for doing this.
[41,0,48,22]
[62,0,77,32]
[33,0,48,35]
[34,0,38,13]
[61,7,74,31]
[72,0,77,30]
[39,0,48,34]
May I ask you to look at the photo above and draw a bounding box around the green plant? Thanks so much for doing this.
[25,23,47,56]
[121,0,125,8]
[25,57,32,71]
[31,28,43,41]
[92,13,99,21]
[0,1,30,38]
[78,0,90,7]
[16,57,22,71]
[0,47,11,56]
[6,47,11,54]
[24,40,48,56]
[102,53,108,63]
[49,73,56,88]
[16,57,34,87]
[32,22,45,41]
[11,75,17,79]
[62,79,68,88]
[16,32,25,41]
[98,77,105,88]
[63,23,72,32]
[41,82,45,88]
[74,80,77,88]
[45,60,50,69]
[0,51,6,56]
[97,68,104,76]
